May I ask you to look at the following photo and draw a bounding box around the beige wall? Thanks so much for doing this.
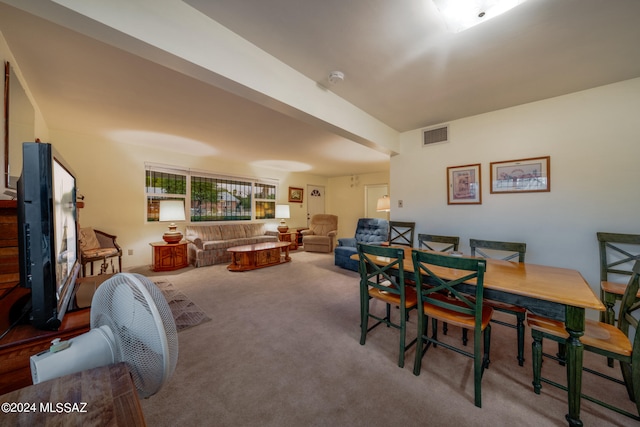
[49,129,337,268]
[2,46,380,271]
[392,77,640,306]
[328,172,390,240]
[2,31,385,270]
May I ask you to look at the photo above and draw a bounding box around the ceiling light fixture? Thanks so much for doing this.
[328,71,345,84]
[432,0,529,33]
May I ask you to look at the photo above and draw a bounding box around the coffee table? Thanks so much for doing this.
[227,241,291,272]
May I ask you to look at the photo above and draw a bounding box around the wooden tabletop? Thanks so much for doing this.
[0,362,146,426]
[352,247,604,311]
[227,241,291,252]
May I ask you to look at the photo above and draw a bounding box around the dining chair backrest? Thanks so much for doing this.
[417,233,460,252]
[357,243,406,298]
[470,239,526,263]
[618,260,640,339]
[597,262,640,417]
[596,232,640,283]
[411,251,487,329]
[388,221,415,247]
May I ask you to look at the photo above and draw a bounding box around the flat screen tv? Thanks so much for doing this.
[17,142,80,330]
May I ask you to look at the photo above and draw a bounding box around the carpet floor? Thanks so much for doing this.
[132,251,635,426]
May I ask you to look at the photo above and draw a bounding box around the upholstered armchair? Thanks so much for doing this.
[301,214,338,253]
[79,227,122,276]
[334,218,389,271]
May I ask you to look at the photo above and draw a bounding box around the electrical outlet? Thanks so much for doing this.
[398,200,403,208]
[128,249,134,256]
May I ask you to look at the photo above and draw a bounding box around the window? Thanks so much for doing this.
[146,168,187,222]
[145,164,277,222]
[254,182,276,220]
[191,176,252,221]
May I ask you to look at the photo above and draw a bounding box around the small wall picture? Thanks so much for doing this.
[447,164,481,205]
[490,156,550,193]
[288,187,304,203]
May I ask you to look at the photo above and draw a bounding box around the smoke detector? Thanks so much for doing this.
[328,71,345,84]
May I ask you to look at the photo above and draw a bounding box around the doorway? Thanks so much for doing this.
[306,184,325,226]
[365,184,389,219]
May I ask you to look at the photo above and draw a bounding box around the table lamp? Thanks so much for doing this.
[376,195,390,212]
[275,204,290,233]
[159,200,186,243]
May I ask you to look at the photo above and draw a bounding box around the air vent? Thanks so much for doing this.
[422,125,449,146]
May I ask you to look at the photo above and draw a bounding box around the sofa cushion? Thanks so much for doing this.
[221,224,246,240]
[354,218,389,244]
[334,218,389,271]
[334,246,359,272]
[186,225,222,241]
[338,237,357,247]
[203,240,227,250]
[79,227,100,251]
[244,223,266,237]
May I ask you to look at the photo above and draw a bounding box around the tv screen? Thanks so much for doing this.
[17,142,80,330]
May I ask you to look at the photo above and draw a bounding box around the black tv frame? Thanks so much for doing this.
[17,142,80,331]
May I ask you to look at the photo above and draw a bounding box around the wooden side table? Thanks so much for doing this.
[295,227,308,247]
[150,241,188,272]
[277,231,298,250]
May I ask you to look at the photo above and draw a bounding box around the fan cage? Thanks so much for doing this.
[91,273,178,398]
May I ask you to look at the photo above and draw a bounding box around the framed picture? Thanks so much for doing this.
[288,187,304,203]
[490,156,550,194]
[447,164,481,205]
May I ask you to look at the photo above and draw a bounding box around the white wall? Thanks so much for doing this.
[391,77,640,304]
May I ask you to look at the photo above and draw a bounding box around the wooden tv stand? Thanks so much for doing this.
[0,201,116,394]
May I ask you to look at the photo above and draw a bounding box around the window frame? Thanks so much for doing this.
[145,163,278,223]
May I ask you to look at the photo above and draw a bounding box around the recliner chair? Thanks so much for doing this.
[301,214,338,253]
[334,218,389,271]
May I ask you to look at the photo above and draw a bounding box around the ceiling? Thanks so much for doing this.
[1,0,639,177]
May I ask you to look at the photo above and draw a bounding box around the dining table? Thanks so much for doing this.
[351,246,605,427]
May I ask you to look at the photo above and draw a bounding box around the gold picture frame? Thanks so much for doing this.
[447,163,481,205]
[288,187,303,203]
[490,156,550,194]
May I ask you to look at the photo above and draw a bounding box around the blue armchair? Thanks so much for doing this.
[334,218,389,271]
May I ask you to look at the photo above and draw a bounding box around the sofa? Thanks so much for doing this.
[185,223,279,267]
[334,218,389,272]
[301,214,338,253]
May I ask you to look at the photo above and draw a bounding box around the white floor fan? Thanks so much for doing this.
[30,273,179,398]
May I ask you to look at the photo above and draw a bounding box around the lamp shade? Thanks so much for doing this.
[159,200,186,222]
[159,200,185,243]
[275,204,290,233]
[275,204,290,219]
[376,195,390,212]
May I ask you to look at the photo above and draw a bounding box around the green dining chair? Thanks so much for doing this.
[357,243,417,368]
[527,260,640,421]
[388,221,415,247]
[596,232,640,327]
[417,233,460,253]
[469,238,527,366]
[417,233,461,336]
[412,250,493,408]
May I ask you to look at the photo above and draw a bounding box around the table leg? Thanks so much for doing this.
[230,252,238,269]
[564,305,585,427]
[283,244,291,261]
